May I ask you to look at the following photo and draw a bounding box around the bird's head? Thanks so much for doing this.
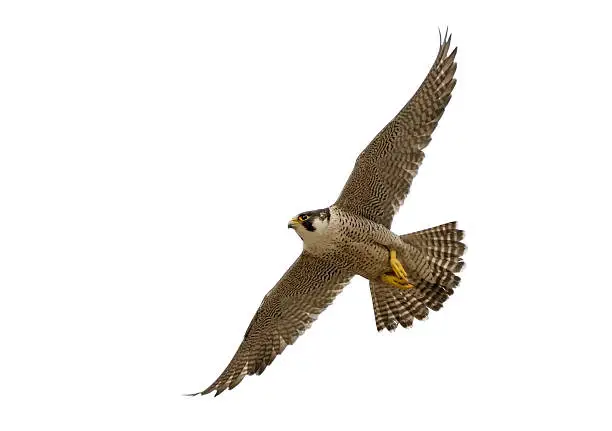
[288,208,331,242]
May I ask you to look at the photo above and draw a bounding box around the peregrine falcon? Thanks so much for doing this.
[189,31,465,396]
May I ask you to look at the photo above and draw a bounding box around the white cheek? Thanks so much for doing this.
[311,218,327,232]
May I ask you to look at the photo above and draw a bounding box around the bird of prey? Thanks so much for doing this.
[189,31,465,396]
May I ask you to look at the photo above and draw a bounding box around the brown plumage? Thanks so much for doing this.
[371,222,465,331]
[194,254,352,396]
[335,32,457,228]
[189,30,464,397]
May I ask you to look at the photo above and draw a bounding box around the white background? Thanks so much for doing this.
[1,1,611,430]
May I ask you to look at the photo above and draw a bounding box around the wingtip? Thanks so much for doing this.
[438,26,453,47]
[183,386,215,397]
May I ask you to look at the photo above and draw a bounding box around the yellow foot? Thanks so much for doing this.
[389,249,409,281]
[380,272,414,289]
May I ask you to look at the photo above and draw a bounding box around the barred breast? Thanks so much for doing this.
[322,206,399,280]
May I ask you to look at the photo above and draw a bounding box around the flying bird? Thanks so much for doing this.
[189,31,465,396]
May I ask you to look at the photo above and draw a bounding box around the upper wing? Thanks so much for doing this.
[189,253,353,396]
[334,31,458,228]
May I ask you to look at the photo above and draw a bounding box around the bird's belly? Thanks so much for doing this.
[338,241,391,280]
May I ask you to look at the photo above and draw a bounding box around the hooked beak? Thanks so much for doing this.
[288,217,299,229]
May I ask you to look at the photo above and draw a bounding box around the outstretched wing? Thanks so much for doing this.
[334,31,458,228]
[188,253,353,396]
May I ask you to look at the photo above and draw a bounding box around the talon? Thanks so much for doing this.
[389,249,409,281]
[380,272,414,290]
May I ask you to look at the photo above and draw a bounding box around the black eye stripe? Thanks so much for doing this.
[294,208,329,231]
[303,219,315,232]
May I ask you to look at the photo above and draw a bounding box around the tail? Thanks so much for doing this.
[370,222,466,331]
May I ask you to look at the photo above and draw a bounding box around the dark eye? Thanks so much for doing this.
[299,214,309,221]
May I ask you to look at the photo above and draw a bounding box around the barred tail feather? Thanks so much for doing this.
[370,221,466,332]
[403,221,465,287]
